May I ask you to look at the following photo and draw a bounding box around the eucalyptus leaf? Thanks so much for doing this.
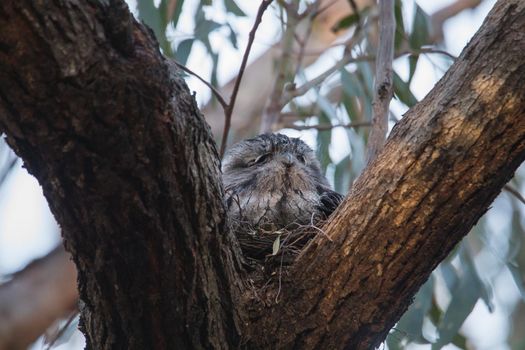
[409,4,430,50]
[407,4,429,83]
[408,54,419,83]
[137,0,172,55]
[440,261,458,293]
[334,155,351,194]
[226,23,239,49]
[388,276,434,348]
[451,333,467,349]
[507,261,525,302]
[393,72,418,107]
[314,104,333,173]
[224,0,246,17]
[332,13,360,32]
[432,249,482,350]
[394,0,406,50]
[342,95,360,125]
[462,246,494,312]
[176,39,194,65]
[341,69,365,98]
[272,235,281,255]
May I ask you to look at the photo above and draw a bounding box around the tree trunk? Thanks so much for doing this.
[0,1,524,350]
[0,1,243,348]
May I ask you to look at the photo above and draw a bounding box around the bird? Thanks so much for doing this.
[222,133,343,232]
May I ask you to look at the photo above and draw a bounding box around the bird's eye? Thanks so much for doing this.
[297,155,306,164]
[250,153,271,166]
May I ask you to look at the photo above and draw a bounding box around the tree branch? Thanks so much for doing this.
[170,60,228,111]
[220,0,273,157]
[0,1,244,348]
[0,246,77,350]
[260,0,301,133]
[367,0,395,163]
[281,121,371,131]
[504,184,525,206]
[248,1,525,348]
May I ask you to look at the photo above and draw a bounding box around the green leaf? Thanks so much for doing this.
[345,128,366,176]
[356,62,373,96]
[388,276,434,347]
[428,298,442,325]
[440,261,458,293]
[224,0,246,17]
[332,13,360,32]
[432,249,482,350]
[463,247,494,312]
[342,95,359,125]
[272,235,280,255]
[409,4,430,50]
[137,0,172,55]
[451,333,468,349]
[334,156,351,194]
[507,261,525,302]
[393,72,418,107]
[175,39,194,65]
[394,0,406,50]
[408,54,419,83]
[195,20,222,42]
[341,69,365,98]
[209,52,219,88]
[315,100,333,173]
[354,63,374,120]
[407,4,428,83]
[226,23,239,49]
[317,94,337,121]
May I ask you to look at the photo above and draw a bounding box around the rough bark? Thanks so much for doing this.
[248,1,525,348]
[0,1,242,349]
[0,1,524,350]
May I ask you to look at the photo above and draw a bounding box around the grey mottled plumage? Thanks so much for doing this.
[222,133,343,229]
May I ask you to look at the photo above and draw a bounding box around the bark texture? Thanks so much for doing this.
[248,1,525,348]
[0,1,242,349]
[0,1,524,350]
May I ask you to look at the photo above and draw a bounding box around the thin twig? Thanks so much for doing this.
[504,184,525,206]
[294,2,318,78]
[283,51,367,104]
[171,60,228,110]
[44,312,78,350]
[220,0,274,157]
[367,0,395,163]
[281,14,366,106]
[281,121,371,131]
[260,0,300,134]
[284,46,454,107]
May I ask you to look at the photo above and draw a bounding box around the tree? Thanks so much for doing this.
[0,0,524,349]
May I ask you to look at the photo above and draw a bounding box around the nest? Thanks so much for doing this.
[231,219,328,267]
[232,220,329,305]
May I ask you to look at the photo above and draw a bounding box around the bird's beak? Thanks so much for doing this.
[281,152,294,167]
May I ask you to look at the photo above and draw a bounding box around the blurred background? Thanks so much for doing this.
[1,0,524,349]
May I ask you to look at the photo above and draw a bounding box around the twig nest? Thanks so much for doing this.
[231,219,328,266]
